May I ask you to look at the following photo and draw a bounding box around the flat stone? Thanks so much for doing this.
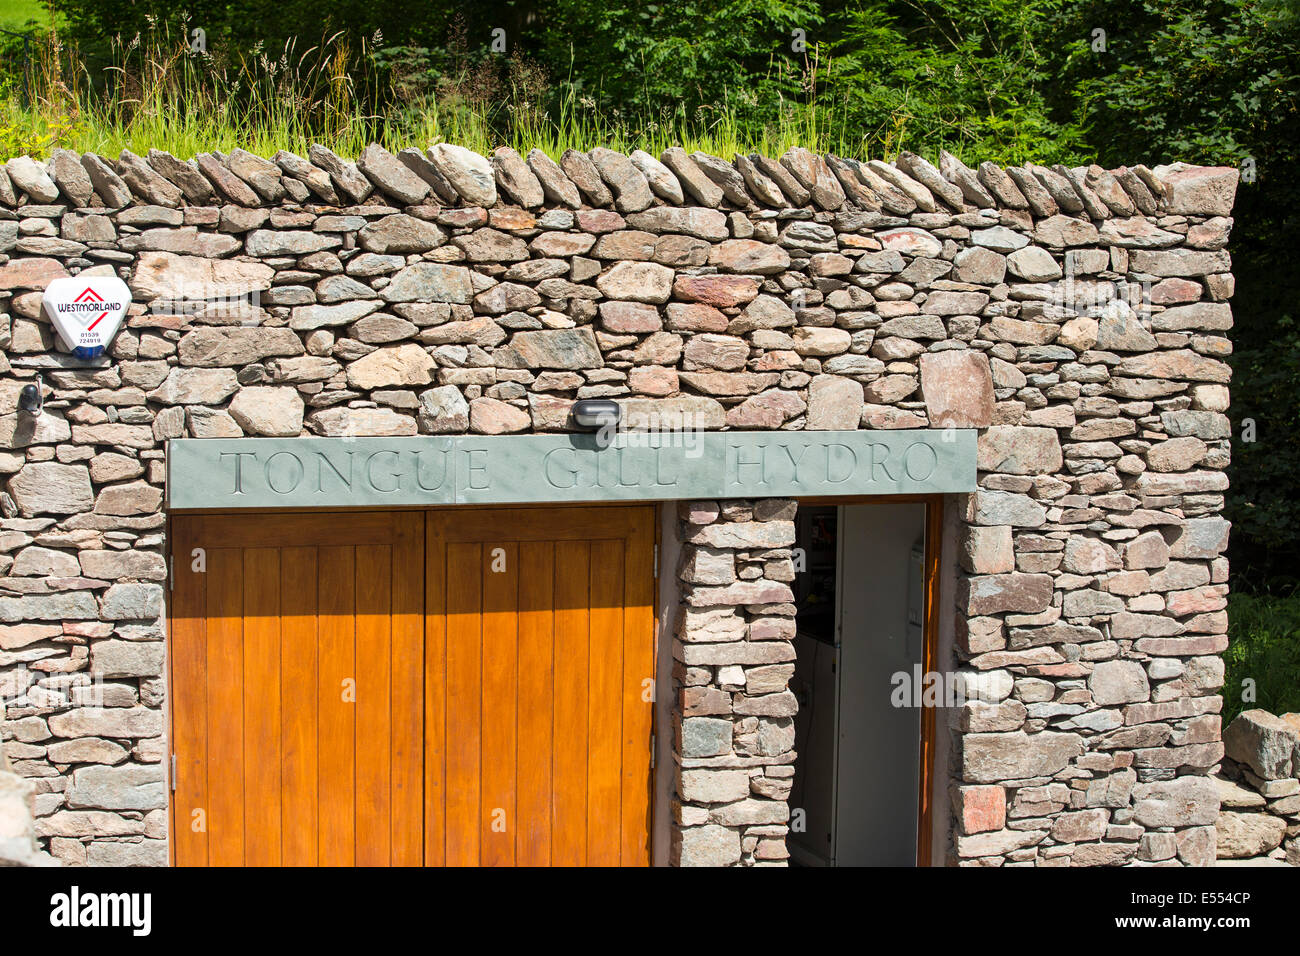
[8,463,93,516]
[920,351,994,427]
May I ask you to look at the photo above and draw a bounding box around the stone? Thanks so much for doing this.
[1090,661,1150,706]
[977,426,1062,474]
[680,769,750,804]
[559,149,613,206]
[177,327,303,365]
[1216,811,1286,859]
[1123,532,1169,570]
[7,155,61,202]
[526,149,582,208]
[359,214,444,254]
[659,148,722,207]
[345,344,436,389]
[959,786,1007,834]
[780,148,844,210]
[228,387,305,437]
[357,143,429,204]
[67,765,165,811]
[1223,710,1298,780]
[596,261,673,303]
[1007,246,1061,281]
[673,275,760,309]
[805,375,863,430]
[427,143,496,205]
[94,480,163,516]
[101,583,164,620]
[1131,776,1219,828]
[1154,163,1239,217]
[498,329,604,370]
[47,148,97,206]
[144,149,213,204]
[147,367,239,404]
[589,148,654,212]
[80,153,132,207]
[382,263,473,304]
[489,147,544,208]
[708,239,790,275]
[961,732,1083,783]
[963,573,1053,615]
[960,526,1014,575]
[676,824,741,866]
[469,397,529,434]
[919,351,994,427]
[8,463,93,516]
[131,251,273,301]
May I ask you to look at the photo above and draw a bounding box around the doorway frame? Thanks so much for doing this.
[793,494,945,867]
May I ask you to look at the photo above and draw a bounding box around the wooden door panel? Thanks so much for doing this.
[425,506,656,867]
[170,513,422,867]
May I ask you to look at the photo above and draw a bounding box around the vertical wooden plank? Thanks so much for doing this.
[206,548,244,866]
[354,544,392,865]
[389,518,424,866]
[587,538,624,867]
[170,519,208,866]
[620,509,655,866]
[316,545,355,867]
[424,518,447,866]
[242,547,281,866]
[444,541,483,866]
[480,541,518,866]
[551,540,589,866]
[279,546,318,867]
[515,541,554,866]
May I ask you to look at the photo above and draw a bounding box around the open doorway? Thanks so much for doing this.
[788,502,929,867]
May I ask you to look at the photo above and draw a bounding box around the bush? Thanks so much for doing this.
[1223,593,1300,723]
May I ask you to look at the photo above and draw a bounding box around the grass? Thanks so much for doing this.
[0,0,50,32]
[1223,592,1300,724]
[0,22,947,166]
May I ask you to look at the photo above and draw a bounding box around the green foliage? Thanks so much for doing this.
[824,0,1089,163]
[1224,593,1300,722]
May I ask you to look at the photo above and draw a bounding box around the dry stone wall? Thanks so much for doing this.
[0,140,1237,866]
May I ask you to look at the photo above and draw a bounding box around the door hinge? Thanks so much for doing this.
[649,735,656,769]
[653,544,659,578]
[170,753,177,791]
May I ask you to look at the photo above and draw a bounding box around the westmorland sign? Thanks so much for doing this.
[168,430,976,509]
[43,276,132,359]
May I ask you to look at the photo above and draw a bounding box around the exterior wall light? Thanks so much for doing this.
[572,399,621,449]
[18,376,42,415]
[571,399,621,431]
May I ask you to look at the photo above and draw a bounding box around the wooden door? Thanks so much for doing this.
[425,506,656,867]
[170,512,424,867]
[170,505,656,867]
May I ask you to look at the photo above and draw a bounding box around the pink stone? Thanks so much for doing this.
[919,351,994,428]
[725,390,806,429]
[575,208,625,233]
[1149,277,1203,305]
[665,302,728,332]
[672,275,761,308]
[0,257,68,290]
[628,365,678,397]
[599,300,662,333]
[960,786,1006,834]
